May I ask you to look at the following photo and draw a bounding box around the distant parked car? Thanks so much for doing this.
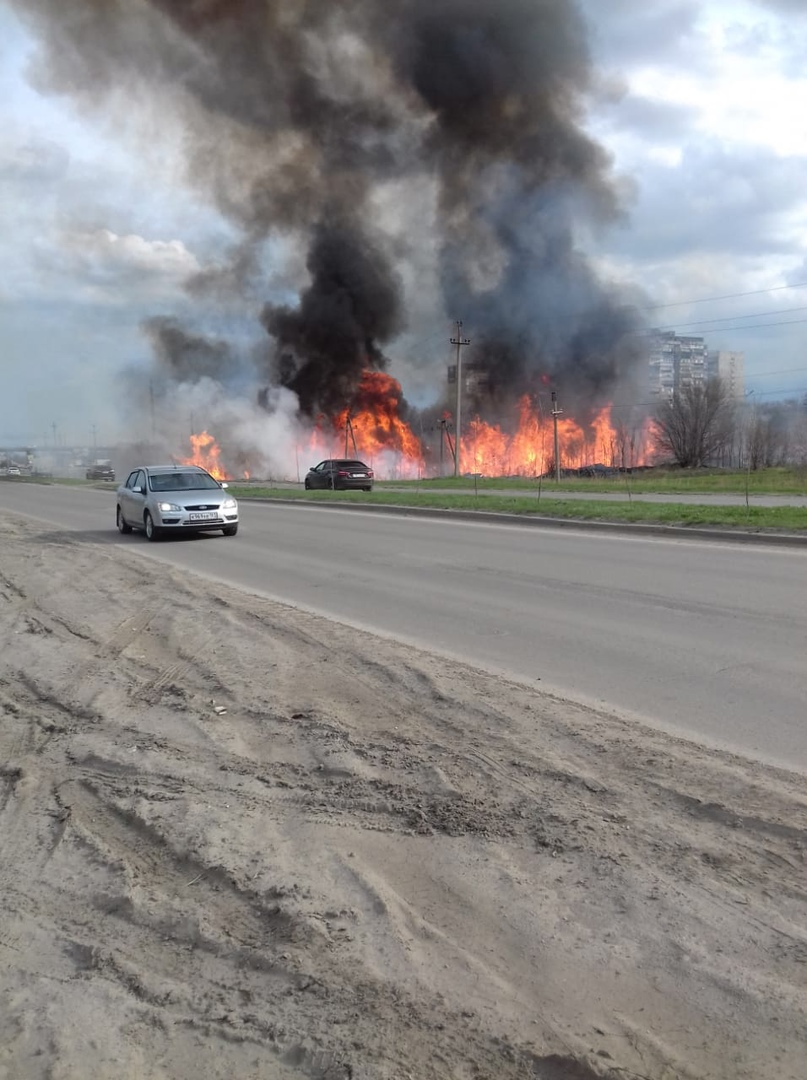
[576,464,619,478]
[116,465,238,541]
[304,459,374,491]
[7,464,21,476]
[86,462,116,481]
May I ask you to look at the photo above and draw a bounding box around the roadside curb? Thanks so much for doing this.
[241,496,807,547]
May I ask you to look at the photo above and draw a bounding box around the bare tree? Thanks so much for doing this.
[748,404,797,469]
[614,419,640,469]
[653,378,736,468]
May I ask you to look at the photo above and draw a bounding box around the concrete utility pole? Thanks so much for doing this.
[551,391,562,483]
[450,321,470,477]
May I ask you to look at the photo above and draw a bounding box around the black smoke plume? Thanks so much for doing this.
[261,217,405,416]
[14,0,646,419]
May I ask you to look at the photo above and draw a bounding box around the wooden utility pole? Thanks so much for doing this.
[344,414,358,458]
[551,391,562,483]
[450,321,470,477]
[438,416,455,476]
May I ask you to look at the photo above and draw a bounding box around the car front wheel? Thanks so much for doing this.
[304,479,312,489]
[222,525,238,536]
[144,511,161,542]
[117,506,132,534]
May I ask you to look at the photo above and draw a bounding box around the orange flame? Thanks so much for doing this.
[458,397,650,475]
[183,431,227,480]
[301,375,651,478]
[183,377,652,483]
[306,371,424,478]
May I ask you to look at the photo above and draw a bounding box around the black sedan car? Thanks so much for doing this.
[86,462,116,481]
[304,459,374,491]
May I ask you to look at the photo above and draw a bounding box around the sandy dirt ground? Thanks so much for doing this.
[1,514,806,1080]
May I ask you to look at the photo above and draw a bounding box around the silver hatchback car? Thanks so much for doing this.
[116,465,239,541]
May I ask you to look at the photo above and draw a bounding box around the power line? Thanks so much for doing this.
[749,385,807,399]
[637,316,807,337]
[648,304,807,333]
[604,388,807,409]
[408,286,807,355]
[742,365,807,379]
[646,281,807,310]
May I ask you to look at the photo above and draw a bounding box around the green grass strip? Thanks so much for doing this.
[371,466,807,495]
[230,486,807,531]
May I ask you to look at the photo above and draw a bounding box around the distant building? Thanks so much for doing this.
[447,361,490,396]
[648,332,744,400]
[462,362,491,396]
[648,331,708,400]
[709,349,745,398]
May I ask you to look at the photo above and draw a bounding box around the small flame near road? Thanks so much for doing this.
[183,431,227,481]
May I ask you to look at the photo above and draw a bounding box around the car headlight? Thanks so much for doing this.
[158,502,183,512]
[222,498,237,509]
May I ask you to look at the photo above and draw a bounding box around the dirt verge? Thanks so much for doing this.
[1,515,806,1079]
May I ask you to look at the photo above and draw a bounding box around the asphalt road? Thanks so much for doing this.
[3,481,807,771]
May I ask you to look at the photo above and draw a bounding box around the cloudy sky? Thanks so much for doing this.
[1,0,806,447]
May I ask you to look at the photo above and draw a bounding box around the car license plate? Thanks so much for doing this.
[189,511,218,521]
[351,473,367,478]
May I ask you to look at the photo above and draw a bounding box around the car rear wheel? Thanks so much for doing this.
[144,511,161,542]
[116,506,132,534]
[222,525,238,536]
[363,486,372,492]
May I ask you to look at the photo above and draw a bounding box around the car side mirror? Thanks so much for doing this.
[138,485,146,495]
[220,482,228,489]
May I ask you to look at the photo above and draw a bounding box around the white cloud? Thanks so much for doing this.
[31,228,201,305]
[67,229,199,280]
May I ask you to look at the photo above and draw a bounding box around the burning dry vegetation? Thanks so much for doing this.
[14,0,651,480]
[180,383,651,483]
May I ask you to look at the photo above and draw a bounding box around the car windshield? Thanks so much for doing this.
[149,472,220,492]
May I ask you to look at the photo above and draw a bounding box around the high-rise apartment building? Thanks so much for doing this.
[709,350,745,398]
[648,332,744,400]
[648,331,708,399]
